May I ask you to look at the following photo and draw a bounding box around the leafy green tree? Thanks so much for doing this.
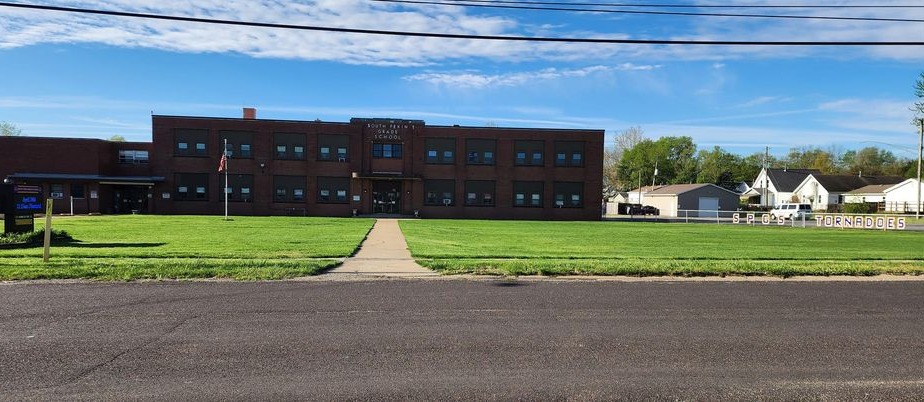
[784,147,837,173]
[696,146,743,190]
[656,136,698,184]
[617,136,698,187]
[109,134,126,142]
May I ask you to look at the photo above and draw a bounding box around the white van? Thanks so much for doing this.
[769,203,812,219]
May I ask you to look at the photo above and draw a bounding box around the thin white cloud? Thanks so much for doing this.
[736,96,792,108]
[404,64,660,88]
[0,1,921,65]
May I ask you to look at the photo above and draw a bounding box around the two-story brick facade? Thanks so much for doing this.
[2,109,604,220]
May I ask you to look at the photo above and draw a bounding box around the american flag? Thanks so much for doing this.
[218,154,227,172]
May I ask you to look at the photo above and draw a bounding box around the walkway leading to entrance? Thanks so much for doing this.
[325,219,438,277]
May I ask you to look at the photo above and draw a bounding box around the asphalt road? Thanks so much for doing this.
[2,279,923,400]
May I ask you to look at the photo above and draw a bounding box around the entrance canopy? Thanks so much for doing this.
[351,172,421,181]
[8,173,165,186]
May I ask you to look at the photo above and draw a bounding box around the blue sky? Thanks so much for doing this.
[1,1,922,158]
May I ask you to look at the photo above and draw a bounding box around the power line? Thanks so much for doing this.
[372,0,924,23]
[0,2,921,46]
[435,0,924,9]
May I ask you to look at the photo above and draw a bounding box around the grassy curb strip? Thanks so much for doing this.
[0,257,342,281]
[417,258,924,278]
[0,216,374,281]
[402,220,924,277]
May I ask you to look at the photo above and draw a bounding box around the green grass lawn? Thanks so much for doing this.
[399,220,924,277]
[0,215,374,280]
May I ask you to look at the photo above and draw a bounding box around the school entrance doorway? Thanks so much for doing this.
[371,181,401,214]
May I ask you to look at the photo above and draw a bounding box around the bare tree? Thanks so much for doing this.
[603,126,644,194]
[0,121,22,136]
[914,71,924,122]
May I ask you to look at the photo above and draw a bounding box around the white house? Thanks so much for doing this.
[743,168,820,207]
[883,178,924,213]
[792,174,904,211]
[843,184,892,204]
[626,185,663,204]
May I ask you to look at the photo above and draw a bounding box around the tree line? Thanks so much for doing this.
[604,126,918,195]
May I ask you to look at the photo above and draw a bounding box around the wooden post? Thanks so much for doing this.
[43,198,53,262]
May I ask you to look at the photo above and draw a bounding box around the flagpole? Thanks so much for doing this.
[224,138,229,221]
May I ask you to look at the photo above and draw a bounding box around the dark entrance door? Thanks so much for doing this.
[371,181,401,214]
[112,186,150,214]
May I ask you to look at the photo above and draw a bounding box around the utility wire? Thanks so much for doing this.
[1,2,921,46]
[434,0,924,9]
[372,0,924,23]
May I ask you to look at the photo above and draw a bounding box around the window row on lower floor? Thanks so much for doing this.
[170,174,584,208]
[424,180,584,208]
[172,174,349,203]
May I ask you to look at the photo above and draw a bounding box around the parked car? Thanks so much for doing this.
[628,204,659,215]
[769,203,812,219]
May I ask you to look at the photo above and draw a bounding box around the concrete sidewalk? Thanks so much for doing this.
[325,219,438,277]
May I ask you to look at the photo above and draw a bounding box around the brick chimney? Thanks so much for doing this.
[243,107,256,120]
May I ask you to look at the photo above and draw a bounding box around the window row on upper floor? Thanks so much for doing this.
[172,129,586,167]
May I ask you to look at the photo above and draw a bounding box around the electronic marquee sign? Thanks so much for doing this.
[2,184,43,234]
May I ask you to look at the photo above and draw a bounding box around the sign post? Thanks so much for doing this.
[43,198,53,262]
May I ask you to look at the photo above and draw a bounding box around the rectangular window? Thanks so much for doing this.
[318,134,349,162]
[220,130,254,159]
[228,174,254,203]
[119,150,149,164]
[554,141,585,167]
[70,184,85,199]
[425,138,455,164]
[318,177,350,204]
[464,180,495,206]
[372,143,403,159]
[274,132,307,160]
[178,186,188,194]
[465,139,496,165]
[424,179,455,205]
[195,186,206,199]
[514,140,544,166]
[50,184,64,199]
[553,182,583,208]
[513,181,543,207]
[174,129,207,156]
[273,175,307,203]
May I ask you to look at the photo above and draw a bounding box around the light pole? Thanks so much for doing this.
[917,119,923,219]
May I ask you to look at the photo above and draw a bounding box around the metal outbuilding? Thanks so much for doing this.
[643,183,741,217]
